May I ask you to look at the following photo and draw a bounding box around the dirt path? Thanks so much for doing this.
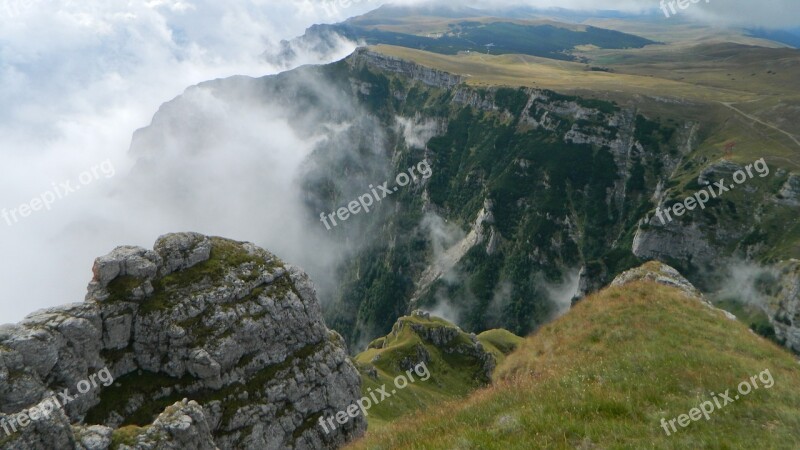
[720,101,800,149]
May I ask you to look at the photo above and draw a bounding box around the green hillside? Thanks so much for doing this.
[324,22,652,61]
[353,311,522,429]
[347,263,800,449]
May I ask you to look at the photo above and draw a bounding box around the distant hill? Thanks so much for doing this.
[272,5,654,65]
[746,28,800,48]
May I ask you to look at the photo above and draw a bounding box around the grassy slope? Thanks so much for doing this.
[353,314,522,430]
[347,280,800,449]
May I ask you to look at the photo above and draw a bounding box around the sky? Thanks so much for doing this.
[0,0,797,324]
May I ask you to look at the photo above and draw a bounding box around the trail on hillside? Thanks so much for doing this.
[720,101,800,150]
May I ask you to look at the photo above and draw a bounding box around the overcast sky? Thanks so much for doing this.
[0,0,797,324]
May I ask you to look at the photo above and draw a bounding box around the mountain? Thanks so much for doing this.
[0,233,365,449]
[129,35,800,361]
[347,262,800,448]
[0,232,525,449]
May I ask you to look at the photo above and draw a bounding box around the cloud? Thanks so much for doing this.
[0,0,357,323]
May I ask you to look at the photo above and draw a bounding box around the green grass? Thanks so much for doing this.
[110,425,149,450]
[348,279,800,449]
[354,314,521,430]
[139,237,278,315]
[476,329,524,369]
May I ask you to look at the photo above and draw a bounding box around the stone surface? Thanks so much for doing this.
[612,261,706,300]
[348,48,464,88]
[612,261,738,321]
[0,233,365,450]
[765,260,800,353]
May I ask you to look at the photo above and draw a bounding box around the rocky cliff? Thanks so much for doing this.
[0,233,364,449]
[346,48,464,89]
[766,260,800,353]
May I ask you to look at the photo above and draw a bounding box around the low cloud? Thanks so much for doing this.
[0,0,357,323]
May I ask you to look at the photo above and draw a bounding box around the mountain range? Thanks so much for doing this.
[1,4,799,449]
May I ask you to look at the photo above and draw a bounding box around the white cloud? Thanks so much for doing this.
[0,0,357,323]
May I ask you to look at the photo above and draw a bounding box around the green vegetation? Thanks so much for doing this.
[87,340,329,430]
[106,276,144,301]
[353,314,521,429]
[312,21,652,61]
[140,237,275,315]
[476,329,524,368]
[712,297,780,345]
[348,279,800,449]
[325,64,663,343]
[110,425,149,450]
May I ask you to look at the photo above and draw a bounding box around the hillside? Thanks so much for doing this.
[272,4,655,68]
[129,43,800,360]
[347,262,800,448]
[352,311,522,429]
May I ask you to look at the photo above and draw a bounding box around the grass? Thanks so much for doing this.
[353,314,522,430]
[368,43,800,172]
[110,425,149,450]
[347,279,800,449]
[139,237,278,315]
[476,329,524,369]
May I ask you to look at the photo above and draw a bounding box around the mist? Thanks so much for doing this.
[0,0,359,323]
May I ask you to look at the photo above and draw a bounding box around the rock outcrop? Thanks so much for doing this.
[611,261,737,321]
[368,310,497,383]
[765,260,800,353]
[347,48,464,89]
[0,233,365,449]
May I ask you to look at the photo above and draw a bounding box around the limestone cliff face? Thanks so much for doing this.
[766,260,800,353]
[346,48,464,89]
[0,233,365,449]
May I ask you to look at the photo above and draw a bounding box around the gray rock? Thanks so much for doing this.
[611,261,705,300]
[74,425,113,450]
[347,48,463,89]
[764,260,800,353]
[0,233,366,450]
[777,174,800,206]
[154,232,212,277]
